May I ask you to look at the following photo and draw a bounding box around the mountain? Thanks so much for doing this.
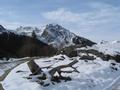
[0,24,96,58]
[14,24,95,48]
[0,25,6,32]
[1,25,120,90]
[16,26,42,36]
[0,25,56,58]
[40,24,96,48]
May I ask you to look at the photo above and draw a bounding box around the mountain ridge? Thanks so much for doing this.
[1,24,96,48]
[0,24,96,58]
[0,25,6,32]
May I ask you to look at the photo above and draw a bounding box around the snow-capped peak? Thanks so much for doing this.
[112,40,120,44]
[15,26,42,36]
[0,25,6,32]
[40,24,76,48]
[39,24,95,48]
[45,24,65,31]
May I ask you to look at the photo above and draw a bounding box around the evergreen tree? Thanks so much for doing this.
[32,30,36,39]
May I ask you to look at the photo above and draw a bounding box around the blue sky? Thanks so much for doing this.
[0,0,120,42]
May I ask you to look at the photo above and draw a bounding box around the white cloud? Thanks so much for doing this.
[0,20,19,29]
[42,3,120,41]
[42,8,81,23]
[0,20,43,30]
[42,3,120,31]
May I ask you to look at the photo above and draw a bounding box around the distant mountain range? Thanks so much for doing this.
[14,24,96,48]
[0,24,96,58]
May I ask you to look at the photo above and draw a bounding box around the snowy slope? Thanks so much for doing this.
[97,40,120,55]
[0,69,4,77]
[0,57,29,77]
[2,55,120,90]
[79,40,120,56]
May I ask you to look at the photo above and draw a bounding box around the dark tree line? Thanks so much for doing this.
[0,32,57,58]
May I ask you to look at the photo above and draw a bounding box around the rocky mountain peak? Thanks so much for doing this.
[0,25,6,32]
[40,24,95,48]
[45,24,64,30]
[2,23,95,48]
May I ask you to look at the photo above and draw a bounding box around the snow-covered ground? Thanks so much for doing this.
[96,41,120,55]
[78,40,120,56]
[0,69,4,77]
[0,57,29,77]
[2,55,120,90]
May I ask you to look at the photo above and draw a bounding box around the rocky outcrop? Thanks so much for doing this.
[73,36,96,47]
[27,59,78,86]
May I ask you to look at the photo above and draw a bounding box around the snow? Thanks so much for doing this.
[2,55,120,90]
[78,41,120,56]
[96,41,120,55]
[0,57,29,63]
[2,62,40,90]
[15,26,43,37]
[0,69,4,76]
[0,57,29,77]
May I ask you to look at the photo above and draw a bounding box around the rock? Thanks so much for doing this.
[27,60,43,75]
[80,55,95,60]
[73,36,96,47]
[113,55,120,63]
[68,51,78,57]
